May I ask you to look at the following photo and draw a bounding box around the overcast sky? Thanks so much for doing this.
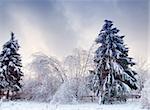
[0,0,149,64]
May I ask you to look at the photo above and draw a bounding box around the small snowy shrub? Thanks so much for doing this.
[22,76,61,102]
[51,77,90,104]
[135,61,149,92]
[141,78,150,109]
[22,53,64,102]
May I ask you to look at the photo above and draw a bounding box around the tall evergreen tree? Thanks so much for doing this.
[93,20,138,104]
[0,32,23,99]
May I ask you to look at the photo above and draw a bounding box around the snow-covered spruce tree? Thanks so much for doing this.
[0,32,23,99]
[92,20,138,104]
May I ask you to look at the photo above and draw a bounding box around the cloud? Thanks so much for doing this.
[0,0,149,64]
[0,1,79,62]
[59,0,149,61]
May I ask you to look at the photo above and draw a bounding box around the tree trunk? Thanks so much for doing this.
[6,90,9,99]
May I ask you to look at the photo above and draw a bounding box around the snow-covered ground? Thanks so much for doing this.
[0,100,147,110]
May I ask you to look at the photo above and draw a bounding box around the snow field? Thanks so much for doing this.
[0,100,146,110]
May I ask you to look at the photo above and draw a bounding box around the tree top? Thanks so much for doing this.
[11,32,15,41]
